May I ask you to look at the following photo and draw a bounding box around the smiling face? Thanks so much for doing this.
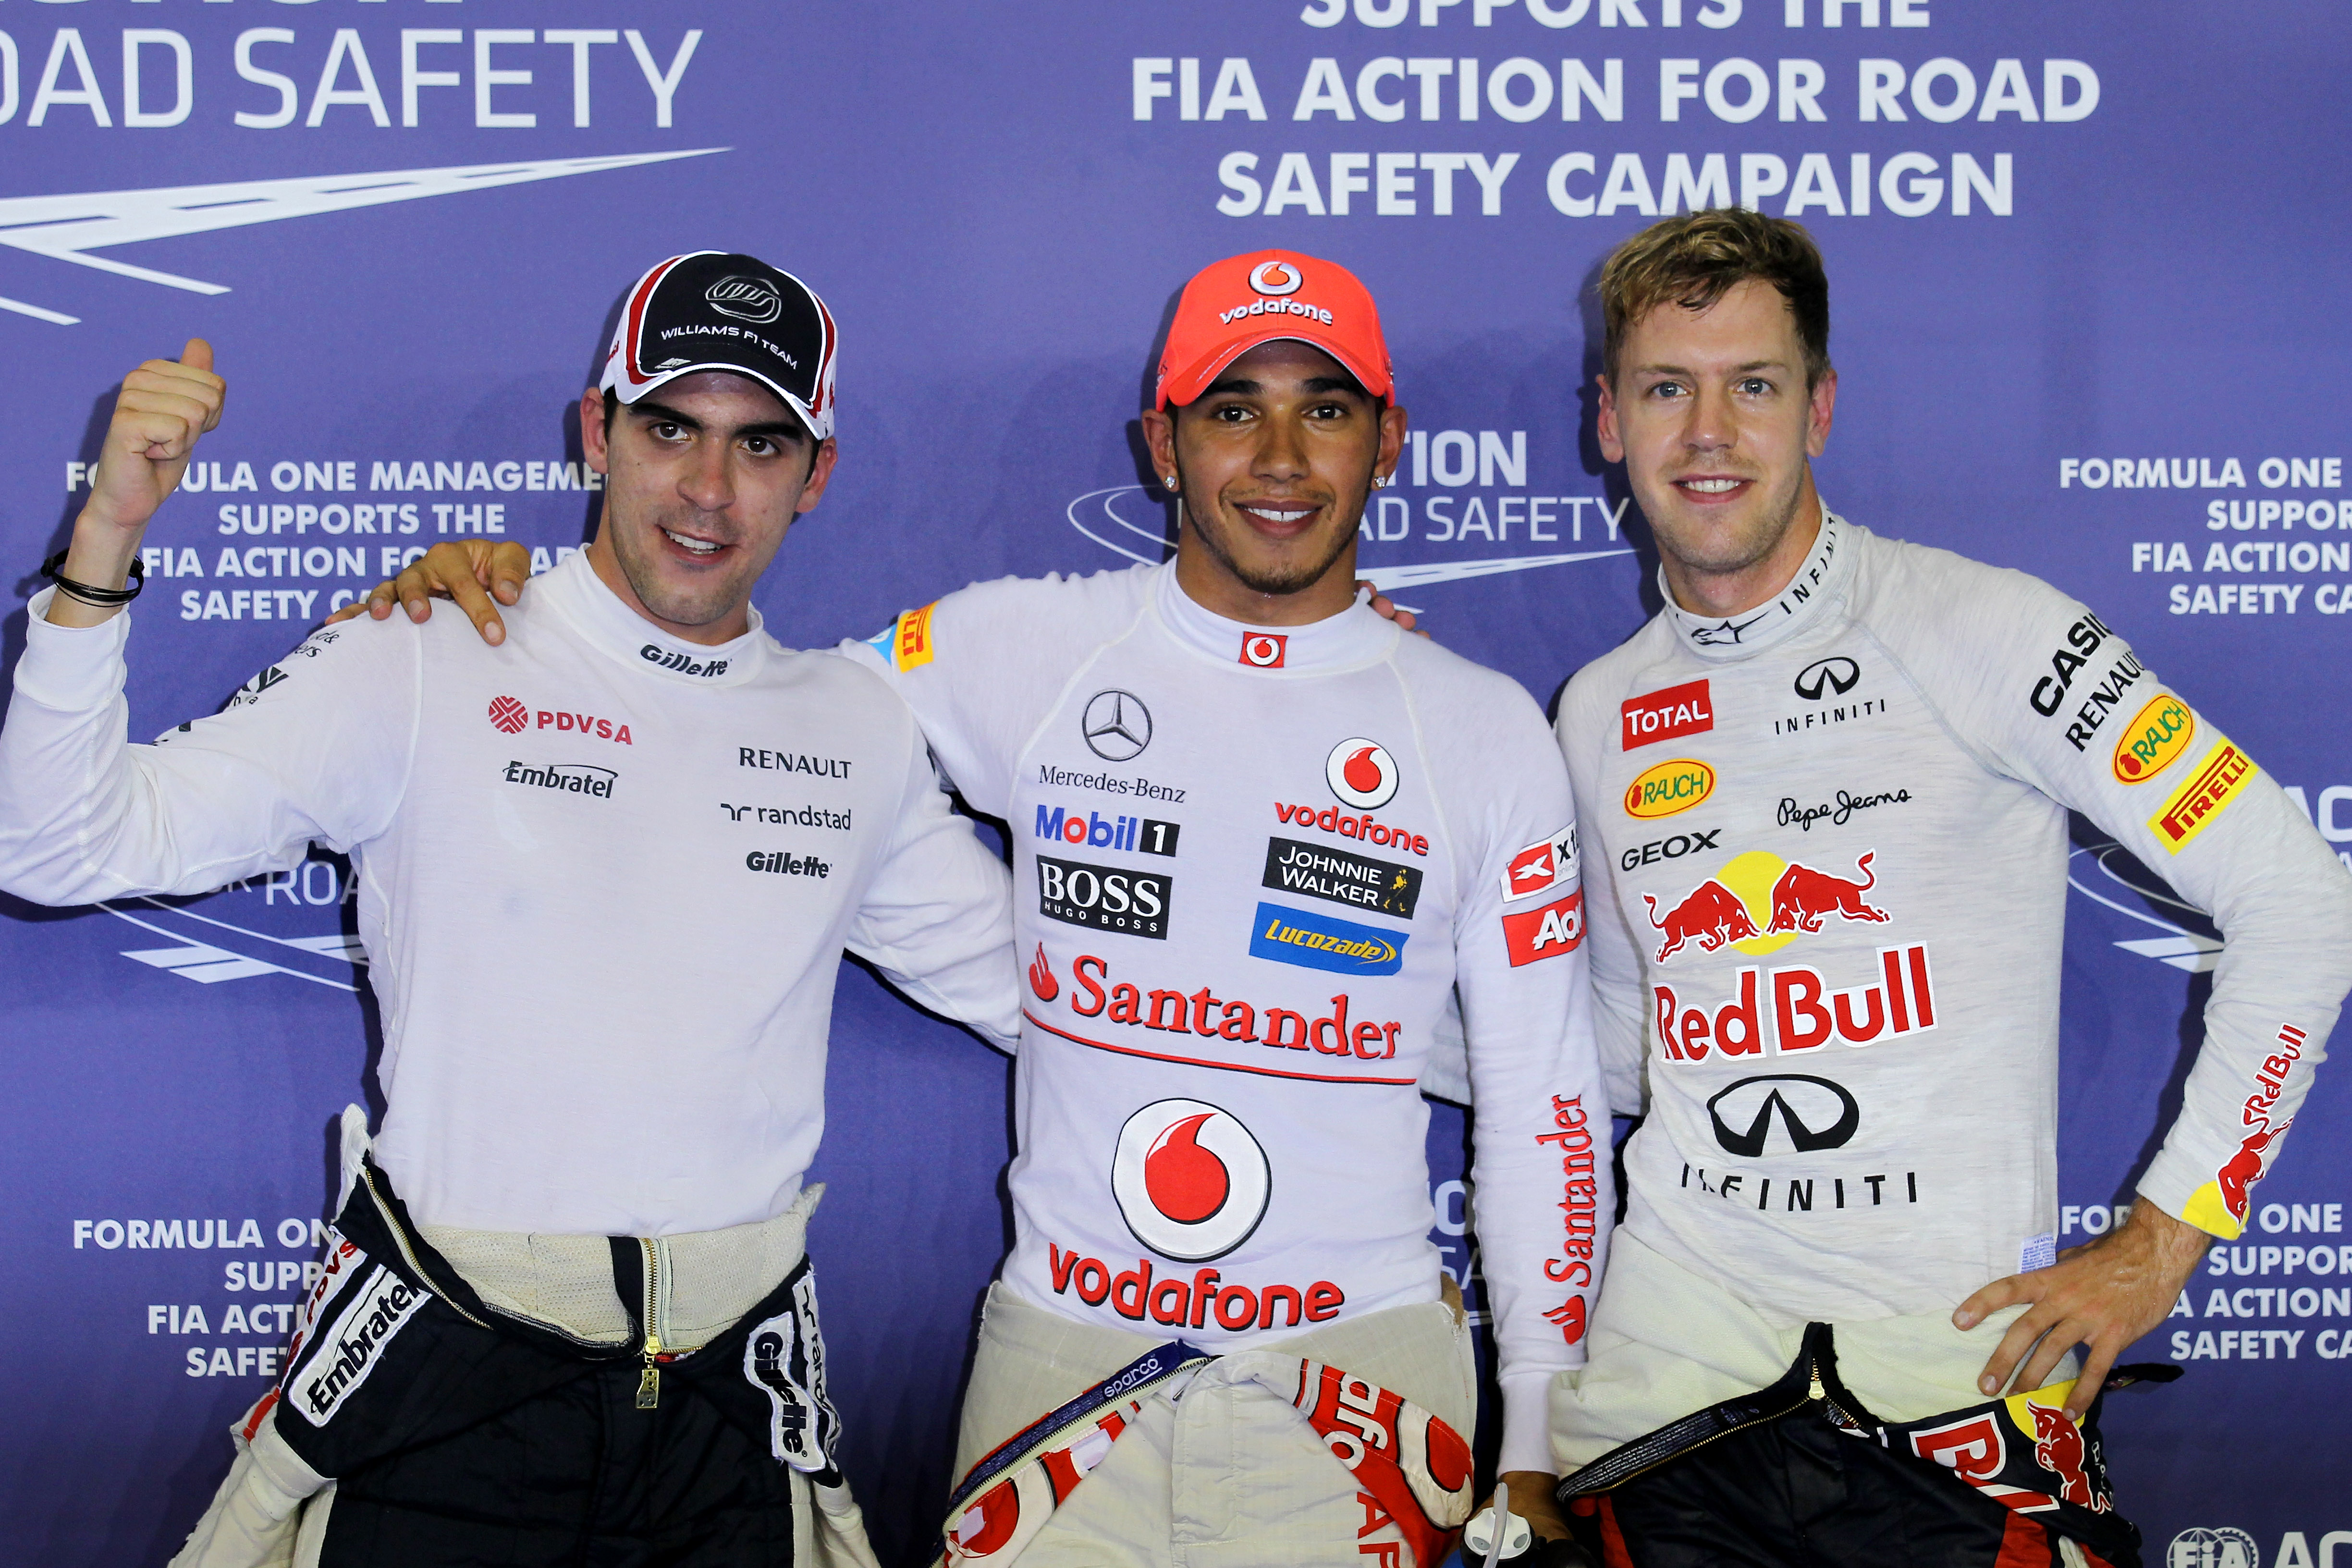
[1597,277,1837,616]
[1142,339,1407,626]
[580,371,836,645]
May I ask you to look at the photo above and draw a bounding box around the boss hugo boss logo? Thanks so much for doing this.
[1038,855,1172,939]
[706,274,784,324]
[1082,690,1153,762]
[641,644,729,678]
[1793,657,1861,701]
[1706,1074,1861,1157]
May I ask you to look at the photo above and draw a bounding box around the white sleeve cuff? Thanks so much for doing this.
[15,589,132,713]
[1496,1367,1560,1478]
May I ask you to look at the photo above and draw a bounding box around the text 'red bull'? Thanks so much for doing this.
[1655,946,1936,1063]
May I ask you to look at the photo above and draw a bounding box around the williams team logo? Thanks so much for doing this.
[706,274,784,324]
[1326,739,1398,810]
[1110,1099,1272,1262]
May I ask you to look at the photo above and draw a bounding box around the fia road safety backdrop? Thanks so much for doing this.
[0,2,2345,1564]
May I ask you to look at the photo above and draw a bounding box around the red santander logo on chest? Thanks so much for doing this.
[1621,679,1712,751]
[486,695,633,746]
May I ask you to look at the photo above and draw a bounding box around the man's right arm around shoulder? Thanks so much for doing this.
[0,342,412,904]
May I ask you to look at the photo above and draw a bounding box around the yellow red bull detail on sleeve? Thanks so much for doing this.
[2180,1021,2308,1237]
[891,602,938,671]
[2147,740,2254,852]
[2111,693,2193,784]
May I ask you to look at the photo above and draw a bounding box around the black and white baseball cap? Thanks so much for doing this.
[599,252,838,441]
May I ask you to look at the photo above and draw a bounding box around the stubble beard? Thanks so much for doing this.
[606,501,743,629]
[1176,475,1363,600]
[1645,463,1810,581]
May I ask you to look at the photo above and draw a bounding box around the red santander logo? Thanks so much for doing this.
[487,695,528,735]
[1621,679,1713,750]
[1325,737,1398,809]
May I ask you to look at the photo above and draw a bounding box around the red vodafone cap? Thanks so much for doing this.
[1154,250,1394,410]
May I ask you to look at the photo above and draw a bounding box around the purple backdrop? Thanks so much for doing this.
[2,3,2346,1565]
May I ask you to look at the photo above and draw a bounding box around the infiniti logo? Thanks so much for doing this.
[1082,690,1153,762]
[706,274,783,324]
[1794,658,1862,701]
[1706,1074,1860,1157]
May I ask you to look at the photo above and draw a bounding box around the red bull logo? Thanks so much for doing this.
[1655,945,1936,1063]
[1644,879,1760,962]
[2217,1121,2288,1223]
[1643,849,1890,964]
[2026,1402,2102,1512]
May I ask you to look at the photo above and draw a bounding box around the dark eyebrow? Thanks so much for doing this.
[630,398,807,444]
[1197,375,1369,401]
[1631,360,1791,378]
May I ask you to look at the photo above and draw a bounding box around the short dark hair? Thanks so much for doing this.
[1599,209,1831,388]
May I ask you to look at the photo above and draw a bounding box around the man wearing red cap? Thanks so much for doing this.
[352,250,1608,1565]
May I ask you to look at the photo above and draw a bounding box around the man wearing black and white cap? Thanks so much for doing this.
[0,253,1018,1566]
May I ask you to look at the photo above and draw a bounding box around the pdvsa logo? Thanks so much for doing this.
[1249,260,1302,295]
[1110,1099,1271,1262]
[487,695,528,735]
[1326,738,1398,809]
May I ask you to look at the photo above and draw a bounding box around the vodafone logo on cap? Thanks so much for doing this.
[1239,632,1287,669]
[1249,260,1302,296]
[1326,738,1398,810]
[1111,1099,1271,1262]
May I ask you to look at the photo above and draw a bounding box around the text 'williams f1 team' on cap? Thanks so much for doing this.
[600,251,839,441]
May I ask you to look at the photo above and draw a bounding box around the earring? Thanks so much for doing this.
[1372,474,1390,490]
[1162,475,1179,492]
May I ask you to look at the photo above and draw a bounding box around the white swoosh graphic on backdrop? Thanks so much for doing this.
[0,148,726,324]
[1066,484,1634,598]
[2066,841,2221,972]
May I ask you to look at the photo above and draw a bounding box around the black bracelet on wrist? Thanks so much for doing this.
[40,549,145,607]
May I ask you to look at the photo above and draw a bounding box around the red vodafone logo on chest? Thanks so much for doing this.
[1622,679,1713,750]
[486,695,633,745]
[1240,632,1287,668]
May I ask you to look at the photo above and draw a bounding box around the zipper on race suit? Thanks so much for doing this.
[636,1236,671,1410]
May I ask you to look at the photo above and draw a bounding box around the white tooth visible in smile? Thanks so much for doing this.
[1246,506,1313,521]
[664,528,720,554]
[1682,478,1741,494]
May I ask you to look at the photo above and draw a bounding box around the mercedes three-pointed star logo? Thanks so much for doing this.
[1082,690,1153,761]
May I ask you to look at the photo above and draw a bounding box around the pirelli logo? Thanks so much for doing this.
[2149,742,2255,854]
